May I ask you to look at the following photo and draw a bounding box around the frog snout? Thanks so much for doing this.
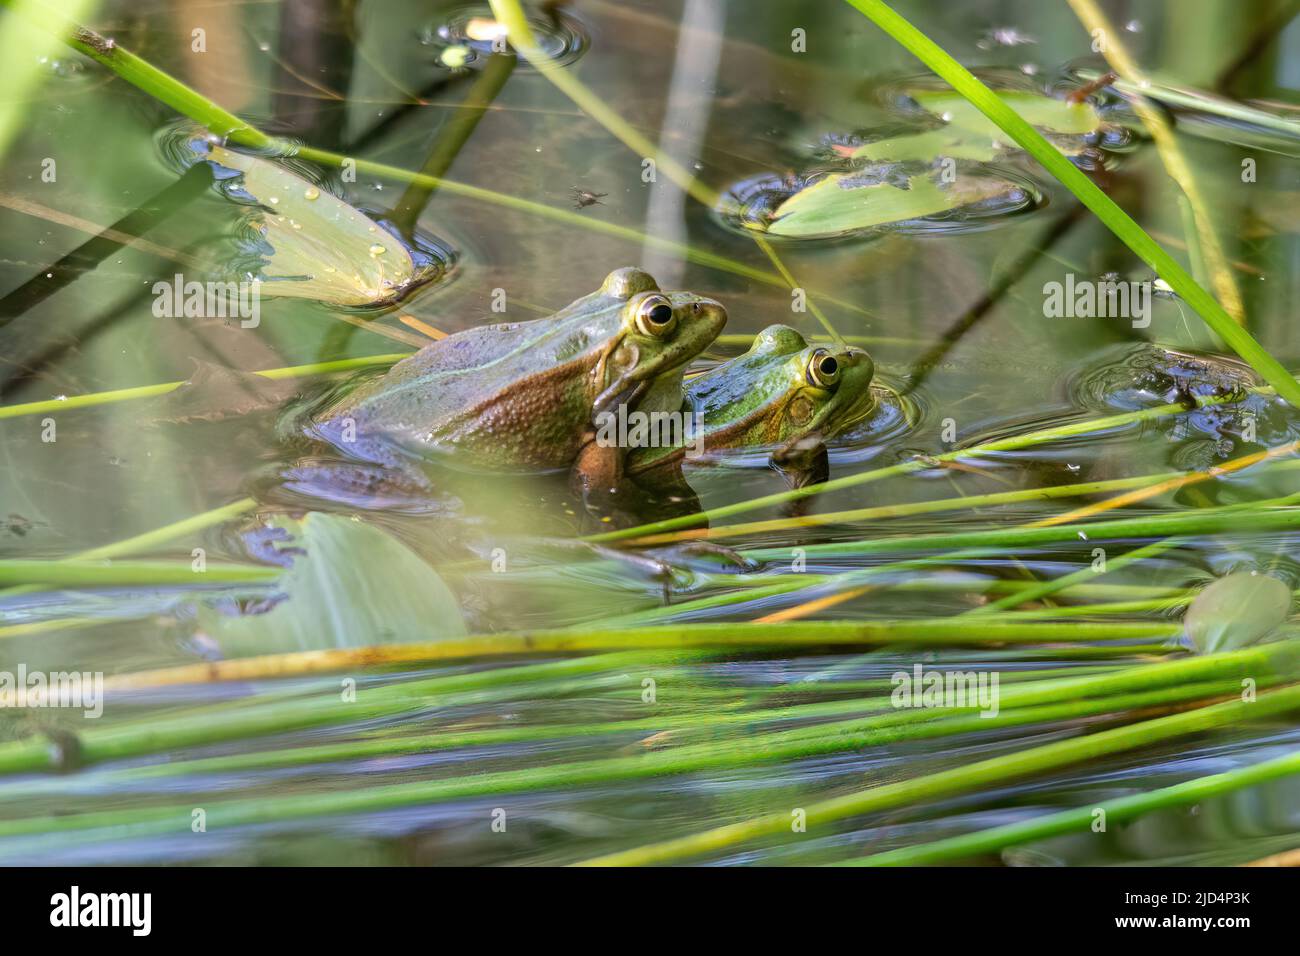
[836,347,875,384]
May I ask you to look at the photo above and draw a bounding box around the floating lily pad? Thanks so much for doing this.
[199,512,465,656]
[1184,571,1292,655]
[853,127,1001,163]
[201,144,446,308]
[854,91,1102,164]
[766,167,1030,239]
[907,89,1103,137]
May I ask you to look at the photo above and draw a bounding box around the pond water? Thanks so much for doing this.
[1,0,1299,866]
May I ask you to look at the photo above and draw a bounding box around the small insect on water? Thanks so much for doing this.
[572,186,607,209]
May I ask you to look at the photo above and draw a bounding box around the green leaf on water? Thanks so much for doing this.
[907,89,1102,137]
[767,169,1018,239]
[198,512,465,656]
[203,144,424,307]
[854,91,1100,163]
[853,128,999,163]
[1184,572,1292,655]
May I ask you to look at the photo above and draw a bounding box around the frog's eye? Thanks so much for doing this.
[805,349,840,389]
[634,294,677,337]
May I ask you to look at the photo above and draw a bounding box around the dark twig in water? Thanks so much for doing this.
[390,53,516,236]
[901,204,1086,396]
[0,164,212,330]
[1215,0,1300,93]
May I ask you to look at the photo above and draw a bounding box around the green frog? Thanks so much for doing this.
[640,324,874,474]
[302,268,727,488]
[574,325,877,517]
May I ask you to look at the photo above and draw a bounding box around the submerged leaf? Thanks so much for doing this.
[199,512,465,655]
[1184,572,1292,654]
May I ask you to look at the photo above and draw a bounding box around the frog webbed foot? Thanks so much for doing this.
[271,457,445,513]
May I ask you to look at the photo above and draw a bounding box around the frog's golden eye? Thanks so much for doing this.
[805,349,840,389]
[634,294,677,337]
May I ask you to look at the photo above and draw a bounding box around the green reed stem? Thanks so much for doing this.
[969,537,1183,616]
[741,503,1300,561]
[5,664,1111,787]
[0,354,407,420]
[0,651,702,775]
[0,659,1278,846]
[577,675,1300,865]
[629,471,1188,545]
[847,747,1300,866]
[0,559,275,588]
[585,388,1263,543]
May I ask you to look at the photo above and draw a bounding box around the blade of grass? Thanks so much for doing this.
[1066,0,1243,322]
[0,353,408,420]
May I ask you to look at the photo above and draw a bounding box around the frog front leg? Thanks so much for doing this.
[770,433,829,517]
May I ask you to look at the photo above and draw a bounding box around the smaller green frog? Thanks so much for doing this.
[575,325,876,517]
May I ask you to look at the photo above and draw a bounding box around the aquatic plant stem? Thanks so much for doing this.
[847,747,1300,866]
[1067,0,1244,322]
[576,678,1300,865]
[970,537,1180,616]
[1030,441,1300,527]
[101,620,1181,692]
[1,657,1285,842]
[625,470,1187,546]
[585,385,1276,543]
[842,0,1300,407]
[0,559,275,588]
[0,353,408,419]
[742,503,1300,561]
